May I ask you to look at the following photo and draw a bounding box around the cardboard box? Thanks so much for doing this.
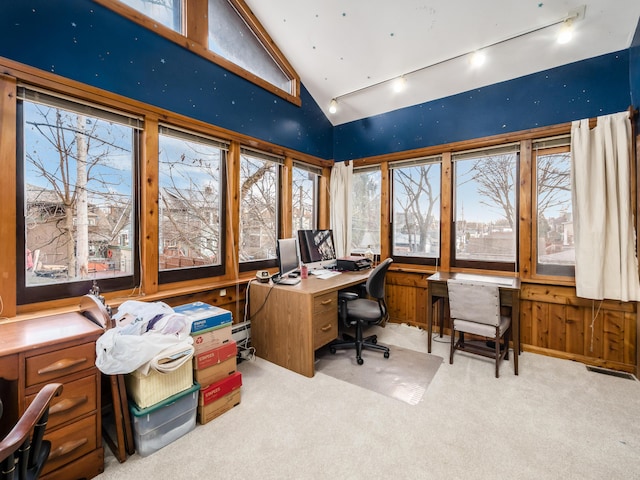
[194,356,237,387]
[197,388,241,425]
[173,302,232,334]
[193,340,236,370]
[192,327,233,355]
[199,371,242,406]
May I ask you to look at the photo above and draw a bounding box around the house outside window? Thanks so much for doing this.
[158,125,226,281]
[351,167,381,255]
[18,88,140,303]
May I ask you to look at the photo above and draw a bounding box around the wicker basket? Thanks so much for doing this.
[126,361,194,409]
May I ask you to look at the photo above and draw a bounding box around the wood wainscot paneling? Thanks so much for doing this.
[520,284,636,372]
[384,270,637,373]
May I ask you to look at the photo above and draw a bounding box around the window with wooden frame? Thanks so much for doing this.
[95,0,300,103]
[451,144,519,271]
[532,136,574,278]
[157,124,227,283]
[16,87,141,304]
[389,156,441,265]
[292,161,320,232]
[239,147,282,271]
[351,166,382,255]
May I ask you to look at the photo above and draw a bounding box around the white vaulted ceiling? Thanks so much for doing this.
[244,0,640,125]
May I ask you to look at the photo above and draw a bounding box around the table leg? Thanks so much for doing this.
[427,291,433,353]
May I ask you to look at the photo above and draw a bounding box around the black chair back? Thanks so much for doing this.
[366,258,393,300]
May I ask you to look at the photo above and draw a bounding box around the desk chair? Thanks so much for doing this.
[447,279,512,378]
[330,258,393,365]
[0,383,63,480]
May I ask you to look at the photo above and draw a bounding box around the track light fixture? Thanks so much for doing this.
[327,6,585,115]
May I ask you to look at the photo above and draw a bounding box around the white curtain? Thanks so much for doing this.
[329,161,353,258]
[571,111,640,301]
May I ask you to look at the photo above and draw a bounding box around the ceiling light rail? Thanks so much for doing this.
[328,5,586,114]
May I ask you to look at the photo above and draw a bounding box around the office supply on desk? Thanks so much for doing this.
[249,269,372,377]
[329,258,393,365]
[0,383,63,480]
[336,256,372,271]
[426,271,520,375]
[447,279,513,378]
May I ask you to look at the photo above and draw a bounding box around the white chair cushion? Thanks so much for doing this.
[454,315,511,337]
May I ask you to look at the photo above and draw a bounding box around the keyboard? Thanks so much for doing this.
[315,271,341,280]
[277,276,301,285]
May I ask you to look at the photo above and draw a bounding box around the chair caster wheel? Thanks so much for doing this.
[330,347,337,354]
[384,352,390,359]
[357,357,364,365]
[371,337,378,345]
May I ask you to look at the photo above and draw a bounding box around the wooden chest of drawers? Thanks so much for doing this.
[0,312,104,479]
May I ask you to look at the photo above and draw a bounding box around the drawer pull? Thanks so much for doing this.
[50,396,89,415]
[320,324,332,332]
[38,357,87,375]
[320,299,333,305]
[48,438,88,461]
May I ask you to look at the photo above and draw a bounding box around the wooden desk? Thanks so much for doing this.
[426,272,521,375]
[0,313,105,479]
[249,270,371,377]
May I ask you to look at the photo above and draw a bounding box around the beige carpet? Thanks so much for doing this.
[314,343,443,405]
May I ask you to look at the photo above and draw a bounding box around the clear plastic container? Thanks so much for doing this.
[129,383,200,457]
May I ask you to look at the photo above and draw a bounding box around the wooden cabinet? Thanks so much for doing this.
[0,313,104,479]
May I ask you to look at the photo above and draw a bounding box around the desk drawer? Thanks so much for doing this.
[26,342,96,387]
[313,310,337,350]
[314,292,337,314]
[26,373,98,430]
[42,414,98,475]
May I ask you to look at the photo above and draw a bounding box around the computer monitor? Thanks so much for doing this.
[276,237,300,278]
[297,229,337,271]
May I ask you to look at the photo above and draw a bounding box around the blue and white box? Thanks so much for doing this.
[174,302,232,334]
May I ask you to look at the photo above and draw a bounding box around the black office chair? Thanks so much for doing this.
[330,258,393,365]
[0,383,63,480]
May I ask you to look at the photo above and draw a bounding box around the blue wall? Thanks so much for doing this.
[0,2,636,163]
[334,51,631,162]
[0,0,334,160]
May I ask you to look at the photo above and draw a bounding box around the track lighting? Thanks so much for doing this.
[326,6,585,115]
[557,18,574,44]
[329,99,338,114]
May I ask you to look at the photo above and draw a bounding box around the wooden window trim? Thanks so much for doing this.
[93,0,301,105]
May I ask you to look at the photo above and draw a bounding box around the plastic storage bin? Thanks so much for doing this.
[129,383,200,457]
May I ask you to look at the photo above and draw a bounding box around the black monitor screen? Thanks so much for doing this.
[277,237,299,277]
[297,230,336,268]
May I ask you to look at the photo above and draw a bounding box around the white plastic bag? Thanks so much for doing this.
[95,328,193,375]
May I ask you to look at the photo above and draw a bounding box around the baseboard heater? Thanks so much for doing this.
[586,365,636,380]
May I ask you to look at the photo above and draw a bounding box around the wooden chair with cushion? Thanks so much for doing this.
[447,279,512,378]
[0,383,63,480]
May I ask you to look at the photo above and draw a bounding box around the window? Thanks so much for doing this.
[533,138,574,277]
[351,167,381,255]
[239,148,281,269]
[390,157,441,264]
[17,88,140,303]
[452,145,519,270]
[292,162,320,232]
[158,126,227,282]
[118,0,182,32]
[101,0,298,100]
[208,0,292,93]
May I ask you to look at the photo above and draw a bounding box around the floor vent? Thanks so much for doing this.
[586,365,637,380]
